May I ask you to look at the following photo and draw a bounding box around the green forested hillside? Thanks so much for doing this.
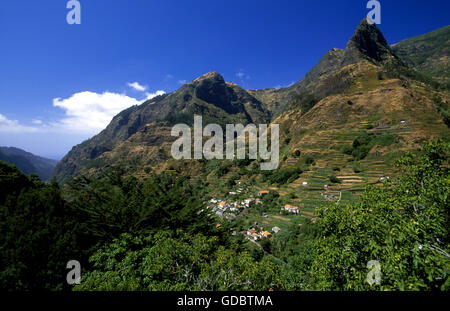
[1,140,448,291]
[392,25,450,88]
[0,147,58,181]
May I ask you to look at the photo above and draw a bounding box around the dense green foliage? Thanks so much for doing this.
[0,164,218,290]
[74,232,282,291]
[0,140,448,291]
[434,95,450,128]
[0,162,86,290]
[312,139,449,290]
[262,168,302,186]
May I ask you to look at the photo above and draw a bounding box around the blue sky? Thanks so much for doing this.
[0,0,449,159]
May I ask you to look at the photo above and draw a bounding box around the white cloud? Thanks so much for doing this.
[236,70,251,81]
[0,114,39,133]
[0,85,167,157]
[127,82,147,92]
[145,90,166,100]
[274,81,295,89]
[52,91,142,134]
[1,87,166,138]
[51,89,165,135]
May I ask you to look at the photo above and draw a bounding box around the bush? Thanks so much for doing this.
[341,145,353,155]
[227,174,240,188]
[216,161,232,177]
[263,168,302,185]
[329,175,341,184]
[291,92,318,115]
[342,132,396,160]
[352,163,363,173]
[305,156,315,165]
[313,140,450,290]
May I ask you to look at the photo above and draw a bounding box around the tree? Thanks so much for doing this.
[0,162,88,290]
[312,140,450,290]
[75,232,283,291]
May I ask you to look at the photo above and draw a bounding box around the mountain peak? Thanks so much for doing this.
[343,19,398,64]
[193,71,224,83]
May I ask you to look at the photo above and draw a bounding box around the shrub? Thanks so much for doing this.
[329,175,341,184]
[312,140,450,290]
[291,92,318,115]
[264,168,302,185]
[352,163,363,173]
[305,156,315,165]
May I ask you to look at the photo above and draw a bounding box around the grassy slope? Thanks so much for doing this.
[392,25,450,86]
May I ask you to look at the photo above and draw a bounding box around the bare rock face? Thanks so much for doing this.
[343,19,401,66]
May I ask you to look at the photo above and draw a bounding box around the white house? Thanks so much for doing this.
[283,205,300,215]
[272,227,281,234]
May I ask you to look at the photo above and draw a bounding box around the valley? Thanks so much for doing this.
[1,17,448,292]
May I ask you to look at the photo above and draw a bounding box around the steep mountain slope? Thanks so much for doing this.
[250,21,448,116]
[54,19,449,200]
[0,147,58,181]
[53,72,270,182]
[392,25,450,87]
[248,47,346,115]
[269,21,449,205]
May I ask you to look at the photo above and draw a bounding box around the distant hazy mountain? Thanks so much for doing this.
[0,147,58,181]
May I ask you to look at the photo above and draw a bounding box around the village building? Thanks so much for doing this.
[261,231,272,238]
[283,204,300,214]
[247,228,257,236]
[258,190,269,197]
[272,226,281,234]
[243,198,254,208]
[218,201,227,210]
[251,233,260,241]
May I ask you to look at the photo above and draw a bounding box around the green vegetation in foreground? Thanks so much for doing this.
[0,140,448,291]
